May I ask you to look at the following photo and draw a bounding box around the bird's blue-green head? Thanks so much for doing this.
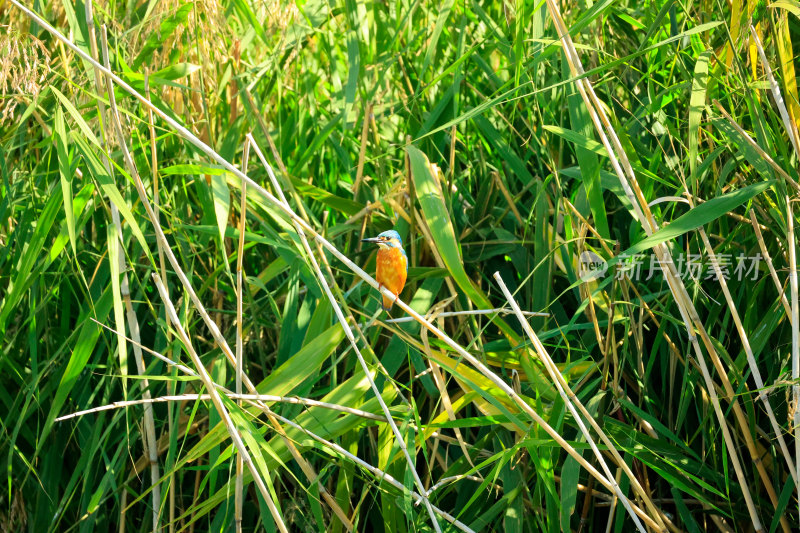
[362,230,403,250]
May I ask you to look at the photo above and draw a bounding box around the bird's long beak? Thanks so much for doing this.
[361,237,381,244]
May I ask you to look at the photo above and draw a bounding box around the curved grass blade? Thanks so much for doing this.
[407,145,519,342]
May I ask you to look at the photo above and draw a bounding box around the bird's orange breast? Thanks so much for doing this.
[376,247,407,310]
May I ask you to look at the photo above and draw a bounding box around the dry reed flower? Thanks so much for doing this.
[0,25,50,124]
[0,489,27,533]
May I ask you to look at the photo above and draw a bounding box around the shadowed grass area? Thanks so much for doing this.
[2,1,800,531]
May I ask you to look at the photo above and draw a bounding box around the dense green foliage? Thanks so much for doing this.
[2,1,800,531]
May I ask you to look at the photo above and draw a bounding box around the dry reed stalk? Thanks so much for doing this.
[96,20,289,532]
[84,7,161,530]
[144,59,175,533]
[751,26,800,502]
[115,20,354,533]
[352,101,372,197]
[699,223,797,486]
[247,134,409,407]
[713,100,799,191]
[790,200,800,500]
[384,309,548,324]
[263,411,475,533]
[420,303,479,474]
[750,211,792,318]
[54,342,474,532]
[57,393,396,425]
[494,273,663,533]
[247,133,409,410]
[57,327,488,453]
[243,139,357,531]
[152,275,289,533]
[234,138,249,533]
[696,227,793,531]
[543,1,777,528]
[247,137,443,533]
[750,26,800,156]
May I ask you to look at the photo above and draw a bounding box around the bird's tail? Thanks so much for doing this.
[382,293,394,311]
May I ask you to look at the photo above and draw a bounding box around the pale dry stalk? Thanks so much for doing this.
[234,138,249,533]
[494,273,668,533]
[544,1,777,528]
[86,8,161,531]
[247,137,443,533]
[97,16,289,531]
[152,275,289,533]
[789,200,800,500]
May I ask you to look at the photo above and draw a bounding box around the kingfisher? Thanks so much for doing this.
[362,230,408,311]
